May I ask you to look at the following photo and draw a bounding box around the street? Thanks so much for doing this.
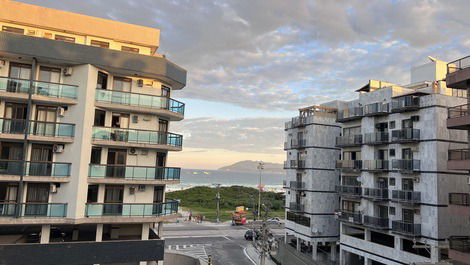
[163,221,284,265]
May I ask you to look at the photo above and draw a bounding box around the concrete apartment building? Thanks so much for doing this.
[284,104,341,262]
[444,56,470,265]
[335,59,470,265]
[0,1,186,264]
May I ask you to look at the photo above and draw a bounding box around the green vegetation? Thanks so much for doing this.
[166,186,285,222]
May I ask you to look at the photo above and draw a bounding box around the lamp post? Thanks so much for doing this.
[257,162,264,220]
[214,183,221,223]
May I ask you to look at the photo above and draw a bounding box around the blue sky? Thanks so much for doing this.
[18,0,470,169]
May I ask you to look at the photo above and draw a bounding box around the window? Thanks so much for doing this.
[154,186,164,203]
[121,46,139,53]
[39,66,61,83]
[87,185,99,203]
[55,35,75,43]
[389,178,396,186]
[389,207,396,215]
[402,178,414,191]
[402,209,414,223]
[342,200,359,212]
[389,149,395,157]
[162,85,171,97]
[94,110,106,126]
[90,147,102,164]
[97,72,108,89]
[2,26,24,34]
[159,119,168,132]
[389,121,395,129]
[9,63,31,80]
[402,119,413,129]
[452,88,467,99]
[91,40,110,48]
[113,77,131,92]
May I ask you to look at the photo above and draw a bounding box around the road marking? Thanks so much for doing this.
[243,247,257,265]
[165,235,228,239]
[166,244,212,262]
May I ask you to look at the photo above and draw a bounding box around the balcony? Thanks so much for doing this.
[362,160,389,172]
[448,149,470,170]
[336,160,362,173]
[289,202,304,212]
[391,221,421,237]
[85,201,178,218]
[363,216,389,230]
[336,210,362,224]
[0,76,77,104]
[0,118,75,143]
[92,127,183,151]
[363,132,389,145]
[336,185,362,198]
[289,181,306,190]
[390,96,420,113]
[283,160,306,169]
[336,107,363,122]
[88,164,180,184]
[392,159,420,173]
[0,160,71,182]
[364,102,389,116]
[447,104,470,130]
[286,139,306,149]
[449,236,470,264]
[0,203,67,218]
[336,135,362,147]
[285,116,307,129]
[391,190,421,204]
[447,55,470,89]
[363,188,389,201]
[391,128,420,143]
[95,89,185,121]
[449,193,470,217]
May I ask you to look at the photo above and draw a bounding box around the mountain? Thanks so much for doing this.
[218,160,284,174]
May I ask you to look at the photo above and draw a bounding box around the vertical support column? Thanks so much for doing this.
[364,229,371,241]
[284,231,288,243]
[96,224,103,242]
[394,235,401,251]
[141,223,150,240]
[364,256,369,265]
[331,243,337,261]
[340,249,346,265]
[311,241,318,260]
[296,237,301,251]
[72,226,79,241]
[157,221,164,239]
[40,225,50,244]
[431,245,440,263]
[97,184,105,203]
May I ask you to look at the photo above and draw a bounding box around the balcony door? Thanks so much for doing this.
[402,148,413,160]
[0,142,23,175]
[377,177,388,189]
[0,183,17,216]
[29,144,53,176]
[377,205,388,219]
[106,149,127,178]
[104,185,124,215]
[156,152,166,179]
[8,63,31,92]
[113,77,131,92]
[34,106,57,136]
[25,183,50,216]
[153,186,164,215]
[3,103,27,133]
[111,113,129,141]
[402,209,414,223]
[402,178,414,191]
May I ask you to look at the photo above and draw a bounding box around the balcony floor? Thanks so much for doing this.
[448,160,470,170]
[0,133,74,143]
[0,214,178,225]
[91,139,182,151]
[95,101,184,121]
[88,178,180,185]
[0,91,77,105]
[447,116,470,130]
[0,175,70,183]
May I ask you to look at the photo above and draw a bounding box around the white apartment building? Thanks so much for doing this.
[0,1,185,264]
[284,104,341,262]
[336,59,470,265]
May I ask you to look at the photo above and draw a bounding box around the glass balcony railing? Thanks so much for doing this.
[89,164,180,181]
[336,160,362,172]
[449,236,470,254]
[0,118,75,137]
[283,160,306,169]
[0,160,71,177]
[364,102,389,116]
[85,201,178,217]
[363,188,389,200]
[0,203,67,218]
[92,127,183,147]
[392,159,420,172]
[391,96,420,112]
[449,193,470,206]
[336,210,362,224]
[448,104,470,119]
[336,107,363,122]
[363,216,389,229]
[95,89,185,115]
[392,220,421,236]
[0,77,77,99]
[391,190,421,204]
[363,132,389,145]
[336,185,362,197]
[336,135,363,147]
[391,128,420,143]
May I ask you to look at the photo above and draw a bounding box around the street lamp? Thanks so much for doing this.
[257,162,264,220]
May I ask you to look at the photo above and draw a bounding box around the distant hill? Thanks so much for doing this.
[219,160,284,174]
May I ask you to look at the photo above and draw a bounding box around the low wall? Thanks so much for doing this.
[163,251,206,265]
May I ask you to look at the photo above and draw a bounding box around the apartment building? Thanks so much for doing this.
[0,1,186,264]
[284,104,341,262]
[335,59,470,265]
[444,55,470,265]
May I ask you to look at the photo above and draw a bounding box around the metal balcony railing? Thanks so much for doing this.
[289,181,306,190]
[336,135,363,147]
[392,159,420,172]
[289,138,306,149]
[92,127,183,147]
[391,190,421,204]
[362,160,389,171]
[85,201,178,217]
[449,236,470,254]
[364,102,389,116]
[336,185,362,197]
[336,160,362,172]
[448,55,470,74]
[0,203,67,217]
[391,221,421,236]
[448,104,470,119]
[363,216,389,229]
[391,128,420,143]
[336,210,362,224]
[95,89,185,115]
[391,96,420,112]
[363,132,389,145]
[0,160,71,177]
[0,118,75,137]
[449,193,470,206]
[363,188,389,200]
[289,202,304,212]
[0,76,77,99]
[448,149,470,161]
[336,107,363,122]
[88,164,180,181]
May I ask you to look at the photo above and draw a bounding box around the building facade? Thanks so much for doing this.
[336,60,470,265]
[284,104,341,262]
[0,1,185,264]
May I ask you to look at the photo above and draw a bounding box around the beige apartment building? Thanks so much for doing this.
[0,1,186,264]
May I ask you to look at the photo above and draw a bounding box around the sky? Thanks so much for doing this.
[17,0,470,169]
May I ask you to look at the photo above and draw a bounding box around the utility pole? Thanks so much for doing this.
[254,204,271,265]
[214,184,221,223]
[257,162,264,220]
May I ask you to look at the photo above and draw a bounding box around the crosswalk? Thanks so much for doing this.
[167,244,212,262]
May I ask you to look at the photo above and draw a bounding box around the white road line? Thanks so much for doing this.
[165,235,228,239]
[243,247,257,265]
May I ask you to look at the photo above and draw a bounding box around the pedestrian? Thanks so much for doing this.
[189,210,192,222]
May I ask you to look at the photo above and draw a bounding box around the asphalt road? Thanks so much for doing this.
[163,221,284,265]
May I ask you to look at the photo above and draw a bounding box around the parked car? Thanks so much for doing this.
[244,229,260,241]
[267,217,281,224]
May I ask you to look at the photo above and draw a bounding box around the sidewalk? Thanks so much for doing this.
[245,244,277,265]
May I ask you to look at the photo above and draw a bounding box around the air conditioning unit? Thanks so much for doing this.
[53,144,64,153]
[57,107,65,117]
[132,115,138,123]
[63,67,73,76]
[129,186,136,195]
[467,176,470,185]
[414,208,421,215]
[50,184,58,193]
[128,148,137,155]
[140,149,148,156]
[137,79,144,87]
[138,185,146,192]
[413,177,420,183]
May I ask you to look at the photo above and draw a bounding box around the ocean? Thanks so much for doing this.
[167,169,285,192]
